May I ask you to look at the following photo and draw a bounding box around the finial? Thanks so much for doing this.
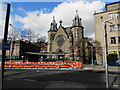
[59,20,63,26]
[53,16,55,19]
[76,10,78,13]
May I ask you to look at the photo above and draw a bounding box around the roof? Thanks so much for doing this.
[106,1,120,6]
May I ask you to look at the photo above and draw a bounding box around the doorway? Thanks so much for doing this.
[57,49,65,61]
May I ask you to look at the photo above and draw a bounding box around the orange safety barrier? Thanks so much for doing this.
[58,62,64,65]
[4,65,11,68]
[0,62,1,67]
[23,62,35,68]
[59,65,70,68]
[69,65,77,68]
[12,65,23,68]
[23,65,34,68]
[77,62,82,69]
[5,61,11,68]
[46,62,59,68]
[12,62,23,68]
[34,65,46,68]
[34,62,46,68]
[65,62,73,65]
[46,65,58,68]
[4,61,82,69]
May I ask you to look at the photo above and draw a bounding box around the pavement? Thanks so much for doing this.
[3,68,119,89]
[82,64,120,73]
[3,64,120,89]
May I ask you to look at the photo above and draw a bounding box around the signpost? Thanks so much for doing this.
[2,3,11,90]
[103,20,113,88]
[0,43,10,50]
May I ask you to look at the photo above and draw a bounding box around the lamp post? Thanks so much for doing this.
[91,46,94,67]
[9,24,15,62]
[8,34,13,62]
[89,39,95,67]
[103,20,113,88]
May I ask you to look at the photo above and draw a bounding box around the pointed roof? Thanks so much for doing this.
[52,16,56,25]
[75,10,79,19]
[72,10,82,27]
[49,16,57,31]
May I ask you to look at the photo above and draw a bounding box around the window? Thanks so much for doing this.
[108,13,120,20]
[117,24,120,31]
[109,14,115,20]
[111,37,116,44]
[110,51,117,53]
[116,12,120,19]
[119,51,120,56]
[110,25,115,32]
[118,37,120,43]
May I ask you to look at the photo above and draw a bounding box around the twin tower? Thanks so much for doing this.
[47,10,84,61]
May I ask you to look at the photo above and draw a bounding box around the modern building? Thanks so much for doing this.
[5,40,40,61]
[94,1,120,64]
[48,11,94,63]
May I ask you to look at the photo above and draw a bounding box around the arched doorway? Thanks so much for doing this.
[57,49,65,61]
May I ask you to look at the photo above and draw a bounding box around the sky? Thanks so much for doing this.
[0,0,119,40]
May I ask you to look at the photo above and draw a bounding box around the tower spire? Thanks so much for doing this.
[72,10,82,27]
[50,16,57,31]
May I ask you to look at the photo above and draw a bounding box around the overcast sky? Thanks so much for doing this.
[0,0,119,40]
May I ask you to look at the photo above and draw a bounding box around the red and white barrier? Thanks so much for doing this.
[4,61,82,69]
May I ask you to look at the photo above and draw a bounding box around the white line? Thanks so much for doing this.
[24,79,36,82]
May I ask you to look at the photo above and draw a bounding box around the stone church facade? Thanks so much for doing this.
[48,11,92,62]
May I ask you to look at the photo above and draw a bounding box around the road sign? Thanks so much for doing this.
[0,43,10,50]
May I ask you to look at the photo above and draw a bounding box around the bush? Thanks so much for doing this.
[107,52,118,62]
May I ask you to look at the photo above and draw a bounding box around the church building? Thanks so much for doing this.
[48,11,92,62]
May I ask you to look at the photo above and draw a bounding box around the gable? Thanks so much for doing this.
[54,26,68,41]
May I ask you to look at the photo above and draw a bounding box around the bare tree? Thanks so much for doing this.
[8,24,20,41]
[35,34,47,52]
[19,29,36,43]
[25,29,35,42]
[8,24,20,59]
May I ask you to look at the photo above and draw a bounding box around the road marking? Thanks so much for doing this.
[109,74,118,76]
[110,85,118,88]
[24,79,36,82]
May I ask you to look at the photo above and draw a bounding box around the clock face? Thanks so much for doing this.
[57,36,65,46]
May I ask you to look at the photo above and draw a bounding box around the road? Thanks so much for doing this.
[3,69,119,89]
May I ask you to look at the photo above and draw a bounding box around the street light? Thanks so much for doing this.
[91,46,94,67]
[89,39,95,67]
[9,24,17,62]
[103,20,113,88]
[9,24,14,62]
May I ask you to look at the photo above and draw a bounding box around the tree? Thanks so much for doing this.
[19,28,40,43]
[8,24,20,41]
[8,24,20,58]
[95,40,104,62]
[25,29,36,42]
[35,35,47,52]
[36,34,47,43]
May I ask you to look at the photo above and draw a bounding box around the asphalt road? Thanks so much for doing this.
[3,69,119,89]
